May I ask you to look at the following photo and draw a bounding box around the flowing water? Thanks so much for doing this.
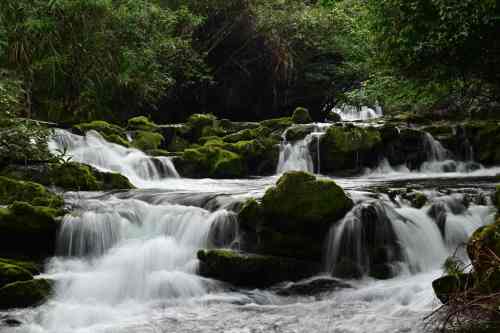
[331,105,383,122]
[1,124,499,333]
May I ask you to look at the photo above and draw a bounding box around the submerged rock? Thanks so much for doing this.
[0,278,52,309]
[239,172,353,261]
[197,249,319,288]
[273,276,351,296]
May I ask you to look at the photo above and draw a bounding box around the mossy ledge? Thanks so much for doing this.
[0,278,53,310]
[197,249,320,288]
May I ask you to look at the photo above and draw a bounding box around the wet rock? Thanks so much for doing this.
[0,278,53,309]
[428,202,447,236]
[284,124,316,142]
[325,112,341,123]
[0,261,33,288]
[2,317,22,327]
[273,276,352,296]
[331,202,404,279]
[197,249,320,288]
[432,273,474,304]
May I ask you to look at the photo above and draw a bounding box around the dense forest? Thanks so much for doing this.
[1,1,500,332]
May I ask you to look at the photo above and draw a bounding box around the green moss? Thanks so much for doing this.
[49,162,100,191]
[291,107,312,124]
[185,113,224,140]
[467,219,500,276]
[0,176,63,208]
[285,125,315,141]
[411,192,428,209]
[320,125,382,172]
[197,249,319,288]
[127,116,158,131]
[0,258,39,275]
[222,127,272,143]
[260,117,293,132]
[237,172,353,261]
[146,149,172,157]
[167,135,191,152]
[0,202,61,257]
[0,278,52,309]
[131,131,164,151]
[93,171,134,190]
[0,262,33,288]
[177,146,245,178]
[104,134,131,147]
[262,171,354,231]
[75,120,125,137]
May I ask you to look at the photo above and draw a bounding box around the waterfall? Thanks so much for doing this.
[276,124,331,174]
[331,104,383,122]
[325,193,494,279]
[49,129,179,185]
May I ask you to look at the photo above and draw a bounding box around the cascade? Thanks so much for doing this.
[325,193,494,279]
[331,104,383,122]
[49,129,179,185]
[276,124,331,174]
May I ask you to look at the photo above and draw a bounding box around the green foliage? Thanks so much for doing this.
[131,131,164,151]
[0,0,206,122]
[0,176,63,208]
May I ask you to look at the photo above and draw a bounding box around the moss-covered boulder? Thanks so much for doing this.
[228,139,279,175]
[325,112,341,123]
[0,278,52,309]
[131,131,164,151]
[127,116,158,131]
[0,202,62,257]
[197,249,319,288]
[0,262,33,288]
[0,177,63,208]
[48,162,100,191]
[260,117,293,133]
[185,113,224,140]
[93,170,135,190]
[464,121,500,165]
[238,172,353,261]
[175,146,245,178]
[319,125,382,173]
[432,273,474,304]
[222,126,272,143]
[74,120,129,146]
[292,107,312,124]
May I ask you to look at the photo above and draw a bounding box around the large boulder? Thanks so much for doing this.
[130,131,164,151]
[319,125,382,173]
[0,278,53,309]
[197,249,319,288]
[127,116,158,132]
[0,202,62,257]
[0,177,63,208]
[239,172,353,261]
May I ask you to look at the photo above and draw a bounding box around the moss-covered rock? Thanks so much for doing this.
[93,170,134,190]
[0,202,61,257]
[467,218,500,277]
[74,120,129,146]
[228,139,280,175]
[284,125,316,142]
[432,273,474,304]
[131,131,164,151]
[175,146,245,178]
[0,177,63,208]
[292,107,312,124]
[197,249,319,288]
[222,126,272,143]
[0,258,40,275]
[463,121,500,165]
[0,278,52,309]
[260,117,293,132]
[48,162,100,191]
[325,112,341,123]
[320,125,382,173]
[127,116,158,131]
[0,262,33,288]
[238,172,353,261]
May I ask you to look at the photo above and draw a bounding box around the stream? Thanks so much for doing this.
[1,112,498,333]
